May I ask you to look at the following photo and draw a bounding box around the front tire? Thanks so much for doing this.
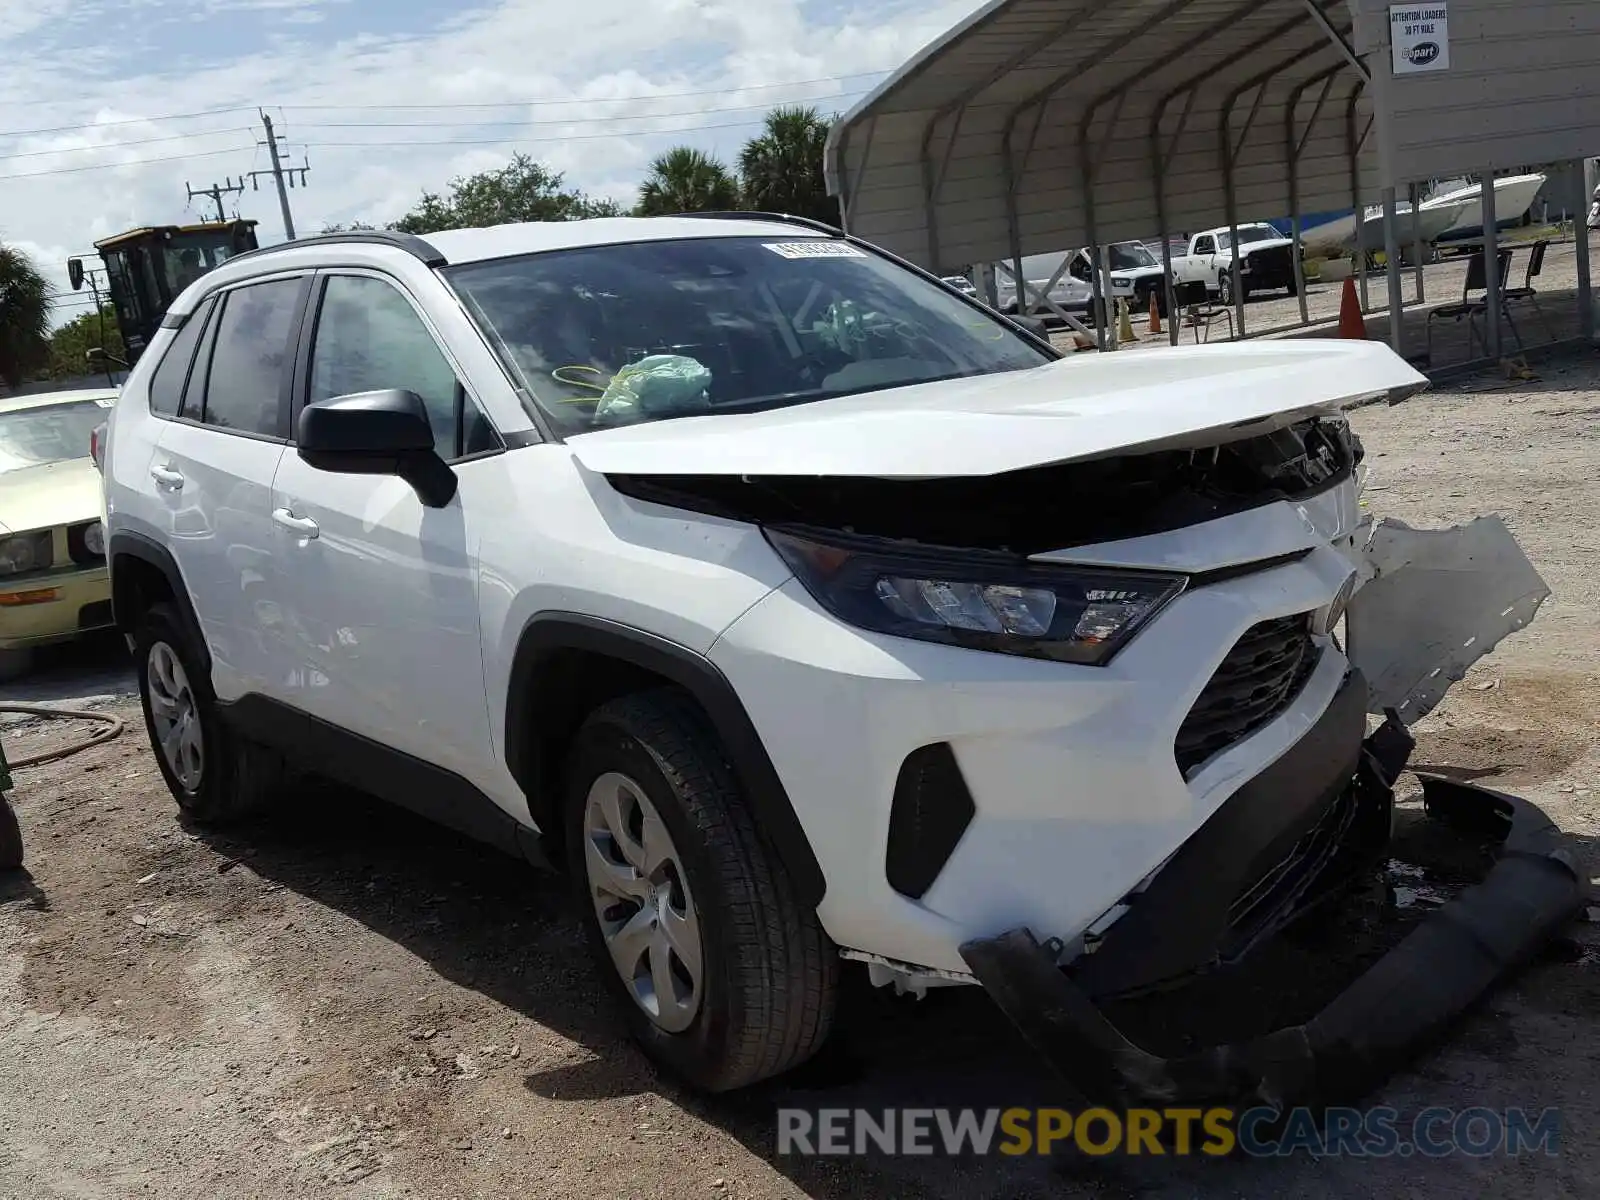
[565,689,838,1092]
[1219,271,1234,305]
[134,602,287,825]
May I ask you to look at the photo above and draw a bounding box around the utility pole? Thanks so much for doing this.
[245,110,310,241]
[185,177,247,223]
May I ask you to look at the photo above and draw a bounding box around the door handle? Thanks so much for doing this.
[272,508,320,539]
[150,464,184,489]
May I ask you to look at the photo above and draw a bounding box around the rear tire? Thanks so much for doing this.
[565,688,838,1092]
[134,602,288,825]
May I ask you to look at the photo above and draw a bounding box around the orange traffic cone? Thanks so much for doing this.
[1148,291,1163,335]
[1337,277,1367,340]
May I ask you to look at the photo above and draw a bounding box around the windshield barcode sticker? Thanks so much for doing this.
[762,241,868,259]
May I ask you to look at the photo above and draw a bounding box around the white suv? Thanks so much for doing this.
[101,215,1581,1104]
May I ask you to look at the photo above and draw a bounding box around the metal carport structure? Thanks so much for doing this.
[825,0,1600,361]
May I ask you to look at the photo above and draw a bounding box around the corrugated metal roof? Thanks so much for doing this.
[827,0,1375,271]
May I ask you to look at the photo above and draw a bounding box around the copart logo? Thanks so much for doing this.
[1405,41,1441,66]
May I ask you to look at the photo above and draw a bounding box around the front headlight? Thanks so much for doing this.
[0,531,54,576]
[83,520,105,556]
[766,529,1186,666]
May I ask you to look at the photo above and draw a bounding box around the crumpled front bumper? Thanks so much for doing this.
[960,724,1587,1109]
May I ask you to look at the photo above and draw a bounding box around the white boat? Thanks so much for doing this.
[1420,173,1548,243]
[1298,198,1472,256]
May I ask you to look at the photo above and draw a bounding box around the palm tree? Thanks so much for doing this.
[635,147,741,216]
[738,106,838,227]
[0,244,51,390]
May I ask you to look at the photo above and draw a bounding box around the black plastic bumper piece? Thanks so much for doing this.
[960,776,1587,1110]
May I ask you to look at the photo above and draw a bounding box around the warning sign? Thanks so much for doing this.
[1390,3,1450,75]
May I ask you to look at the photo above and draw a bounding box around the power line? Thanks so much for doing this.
[0,145,254,182]
[0,71,885,142]
[302,114,828,151]
[0,127,254,163]
[0,106,254,141]
[278,70,890,111]
[285,94,867,132]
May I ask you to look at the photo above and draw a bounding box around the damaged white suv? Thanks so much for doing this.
[101,214,1582,1104]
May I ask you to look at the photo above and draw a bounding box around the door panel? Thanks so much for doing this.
[267,459,492,784]
[153,275,303,702]
[153,422,287,701]
[269,270,497,787]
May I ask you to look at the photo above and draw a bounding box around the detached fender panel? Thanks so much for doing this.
[1347,515,1549,722]
[505,613,826,908]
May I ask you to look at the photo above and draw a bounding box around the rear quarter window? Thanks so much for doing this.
[146,297,216,417]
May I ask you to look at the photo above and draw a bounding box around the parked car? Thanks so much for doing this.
[100,215,1576,1103]
[0,387,118,680]
[940,274,978,298]
[1170,223,1298,303]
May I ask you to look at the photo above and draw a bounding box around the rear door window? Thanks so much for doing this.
[197,278,303,438]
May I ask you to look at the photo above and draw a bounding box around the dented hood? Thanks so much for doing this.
[564,339,1426,478]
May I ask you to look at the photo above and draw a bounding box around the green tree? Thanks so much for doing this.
[738,106,838,226]
[47,305,124,380]
[635,147,741,216]
[390,154,620,233]
[0,244,51,389]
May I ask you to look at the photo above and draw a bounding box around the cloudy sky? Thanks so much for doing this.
[0,0,981,326]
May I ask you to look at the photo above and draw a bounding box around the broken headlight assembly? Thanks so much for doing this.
[766,528,1186,666]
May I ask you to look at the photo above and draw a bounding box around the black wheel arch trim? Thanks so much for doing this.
[505,612,826,908]
[107,530,210,674]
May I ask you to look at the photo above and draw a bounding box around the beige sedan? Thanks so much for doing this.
[0,388,118,680]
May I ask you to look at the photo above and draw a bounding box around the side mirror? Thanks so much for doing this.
[297,389,457,508]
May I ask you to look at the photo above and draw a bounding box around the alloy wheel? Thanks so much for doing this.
[582,771,704,1033]
[147,641,203,791]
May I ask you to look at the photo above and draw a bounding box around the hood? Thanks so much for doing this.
[0,458,103,534]
[565,339,1426,479]
[1109,264,1165,281]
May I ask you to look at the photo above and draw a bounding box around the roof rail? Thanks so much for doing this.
[222,229,449,268]
[670,211,843,235]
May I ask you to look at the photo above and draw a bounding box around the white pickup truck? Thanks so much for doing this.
[996,241,1169,319]
[1170,223,1298,304]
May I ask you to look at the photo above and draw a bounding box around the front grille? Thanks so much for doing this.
[1248,245,1293,278]
[1221,786,1357,957]
[1175,615,1320,775]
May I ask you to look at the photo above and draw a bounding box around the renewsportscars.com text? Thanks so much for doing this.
[777,1106,1560,1159]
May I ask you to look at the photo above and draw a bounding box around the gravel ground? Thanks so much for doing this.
[1,351,1598,1198]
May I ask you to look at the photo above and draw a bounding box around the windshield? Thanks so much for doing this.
[1109,242,1158,270]
[445,237,1052,435]
[162,232,246,295]
[1218,224,1282,249]
[0,399,107,475]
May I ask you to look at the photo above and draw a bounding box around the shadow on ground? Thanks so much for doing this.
[0,631,136,707]
[184,763,1600,1199]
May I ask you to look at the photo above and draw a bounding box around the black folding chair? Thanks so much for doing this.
[1426,249,1517,365]
[1503,240,1555,343]
[1174,280,1233,343]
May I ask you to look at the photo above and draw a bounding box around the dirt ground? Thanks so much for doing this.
[2,350,1599,1199]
